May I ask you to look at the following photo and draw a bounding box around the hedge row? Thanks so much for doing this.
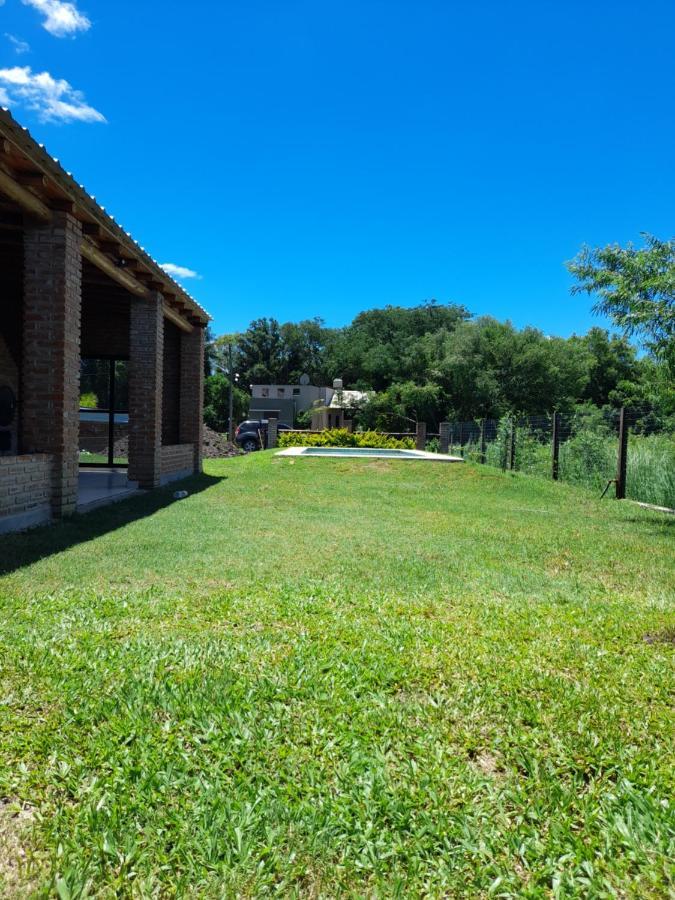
[277,429,415,450]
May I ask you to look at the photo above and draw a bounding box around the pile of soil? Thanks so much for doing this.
[112,426,241,460]
[202,426,241,458]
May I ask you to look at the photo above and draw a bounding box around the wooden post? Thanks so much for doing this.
[616,407,628,500]
[439,422,450,454]
[551,411,560,481]
[415,421,427,451]
[480,419,486,464]
[509,418,516,470]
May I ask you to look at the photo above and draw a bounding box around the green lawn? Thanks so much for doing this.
[1,453,673,897]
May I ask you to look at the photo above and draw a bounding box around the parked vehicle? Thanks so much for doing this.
[234,419,293,452]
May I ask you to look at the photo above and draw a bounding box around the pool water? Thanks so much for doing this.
[302,447,419,458]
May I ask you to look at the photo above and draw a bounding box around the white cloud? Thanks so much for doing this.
[5,33,31,54]
[0,66,105,123]
[160,263,202,280]
[22,0,90,37]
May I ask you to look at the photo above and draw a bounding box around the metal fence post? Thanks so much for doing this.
[509,418,516,470]
[551,411,560,481]
[439,422,450,454]
[416,421,427,451]
[458,423,464,458]
[480,419,486,464]
[616,407,628,499]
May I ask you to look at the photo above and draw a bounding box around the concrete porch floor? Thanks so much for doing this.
[77,468,142,513]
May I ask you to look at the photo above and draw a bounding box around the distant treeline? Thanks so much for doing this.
[205,302,674,432]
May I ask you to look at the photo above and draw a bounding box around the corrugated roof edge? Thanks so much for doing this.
[0,107,210,324]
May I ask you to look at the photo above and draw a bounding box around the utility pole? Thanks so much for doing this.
[228,342,234,442]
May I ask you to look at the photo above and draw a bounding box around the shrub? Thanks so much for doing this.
[277,429,415,450]
[80,392,98,409]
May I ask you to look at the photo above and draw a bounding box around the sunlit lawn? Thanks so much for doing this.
[0,452,673,896]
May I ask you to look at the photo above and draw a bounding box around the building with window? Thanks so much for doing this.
[248,382,334,423]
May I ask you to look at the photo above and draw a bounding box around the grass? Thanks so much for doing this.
[0,453,673,897]
[465,431,675,509]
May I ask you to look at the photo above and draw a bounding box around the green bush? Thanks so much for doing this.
[277,429,415,450]
[79,392,98,409]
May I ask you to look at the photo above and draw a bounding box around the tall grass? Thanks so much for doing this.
[462,426,675,508]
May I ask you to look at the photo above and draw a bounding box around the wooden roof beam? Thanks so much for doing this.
[0,167,51,221]
[81,240,150,299]
[164,302,193,333]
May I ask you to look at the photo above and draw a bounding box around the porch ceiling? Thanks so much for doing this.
[0,108,209,329]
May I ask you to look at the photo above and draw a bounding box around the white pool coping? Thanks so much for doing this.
[275,447,464,462]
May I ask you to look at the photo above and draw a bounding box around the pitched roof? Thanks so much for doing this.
[0,107,209,326]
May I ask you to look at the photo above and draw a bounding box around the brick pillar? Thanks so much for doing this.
[23,212,82,517]
[439,422,450,454]
[128,293,164,488]
[416,421,427,451]
[267,417,278,449]
[179,325,204,473]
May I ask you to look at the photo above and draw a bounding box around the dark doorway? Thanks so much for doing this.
[79,358,129,467]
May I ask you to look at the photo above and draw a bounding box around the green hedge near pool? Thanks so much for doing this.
[277,428,415,450]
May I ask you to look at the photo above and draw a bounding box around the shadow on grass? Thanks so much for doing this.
[0,473,225,578]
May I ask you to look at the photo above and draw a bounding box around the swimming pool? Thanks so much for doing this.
[275,446,464,462]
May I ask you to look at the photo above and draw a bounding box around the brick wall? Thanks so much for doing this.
[0,332,19,455]
[160,443,194,477]
[162,320,181,446]
[81,294,130,358]
[128,294,163,488]
[0,453,53,522]
[23,213,82,517]
[179,326,205,473]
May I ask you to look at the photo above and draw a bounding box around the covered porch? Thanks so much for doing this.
[0,108,210,534]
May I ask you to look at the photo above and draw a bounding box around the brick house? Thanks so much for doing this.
[0,109,210,534]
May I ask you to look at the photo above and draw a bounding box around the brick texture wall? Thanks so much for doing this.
[0,453,53,520]
[160,443,194,477]
[162,320,181,446]
[23,212,82,517]
[0,332,19,455]
[128,294,163,488]
[179,326,205,473]
[81,294,130,359]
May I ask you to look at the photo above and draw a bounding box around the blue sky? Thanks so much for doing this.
[1,1,673,337]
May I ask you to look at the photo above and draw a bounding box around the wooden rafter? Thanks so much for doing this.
[0,167,51,221]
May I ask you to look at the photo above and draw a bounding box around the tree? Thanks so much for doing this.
[567,234,675,370]
[203,373,248,433]
[568,327,640,408]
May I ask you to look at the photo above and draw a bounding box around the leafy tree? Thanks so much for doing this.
[569,327,640,408]
[567,234,675,370]
[203,373,249,434]
[236,318,286,384]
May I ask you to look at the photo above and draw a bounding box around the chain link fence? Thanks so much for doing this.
[434,407,675,509]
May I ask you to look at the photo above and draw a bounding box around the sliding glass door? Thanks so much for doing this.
[79,358,129,467]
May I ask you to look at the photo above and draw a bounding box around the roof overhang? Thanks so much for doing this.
[0,107,210,329]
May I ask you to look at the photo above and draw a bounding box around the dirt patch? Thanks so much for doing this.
[201,426,241,459]
[643,628,675,646]
[0,798,37,895]
[113,425,241,460]
[470,750,502,777]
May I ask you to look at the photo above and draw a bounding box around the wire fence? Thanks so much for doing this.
[433,408,675,510]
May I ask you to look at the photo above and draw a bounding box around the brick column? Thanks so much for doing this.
[439,422,450,454]
[179,325,204,473]
[415,421,427,451]
[128,293,164,488]
[267,417,278,449]
[23,212,82,517]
